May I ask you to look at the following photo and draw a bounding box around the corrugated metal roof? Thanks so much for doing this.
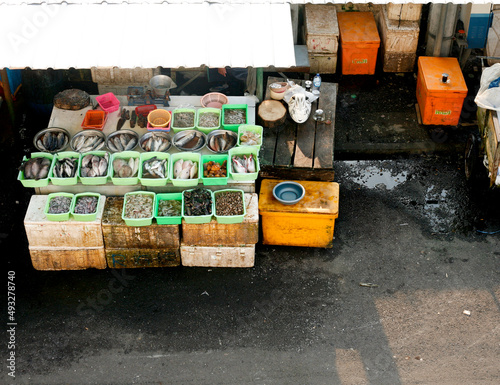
[0,3,295,69]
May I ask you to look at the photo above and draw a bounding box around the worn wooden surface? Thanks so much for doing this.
[180,244,255,268]
[29,247,106,270]
[106,247,180,268]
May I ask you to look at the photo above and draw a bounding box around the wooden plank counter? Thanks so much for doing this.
[259,77,336,181]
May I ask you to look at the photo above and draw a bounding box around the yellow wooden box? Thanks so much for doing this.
[259,179,339,248]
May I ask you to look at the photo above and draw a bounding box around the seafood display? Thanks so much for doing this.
[123,194,154,219]
[34,129,69,152]
[173,130,206,151]
[215,191,244,216]
[140,132,171,152]
[137,113,147,128]
[21,157,52,180]
[116,108,131,131]
[239,130,261,146]
[130,110,137,128]
[142,157,167,179]
[224,109,246,125]
[80,153,109,178]
[73,196,98,214]
[113,157,139,178]
[48,196,71,214]
[157,200,182,217]
[107,131,138,152]
[71,131,106,153]
[183,189,212,216]
[52,157,78,178]
[207,130,237,153]
[198,112,220,128]
[232,154,256,173]
[173,159,198,180]
[173,111,195,128]
[203,160,227,178]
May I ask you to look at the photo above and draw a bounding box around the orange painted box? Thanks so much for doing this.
[416,56,468,126]
[337,12,380,75]
[259,179,339,248]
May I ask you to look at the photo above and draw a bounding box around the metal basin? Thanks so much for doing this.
[34,127,70,153]
[172,130,206,152]
[206,130,237,153]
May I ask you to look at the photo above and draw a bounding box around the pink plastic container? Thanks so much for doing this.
[95,93,120,112]
[147,119,171,132]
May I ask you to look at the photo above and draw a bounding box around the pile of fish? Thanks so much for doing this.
[224,109,246,125]
[198,112,220,128]
[208,132,236,153]
[36,130,69,152]
[157,200,182,217]
[203,160,227,178]
[107,132,138,152]
[73,196,98,214]
[173,111,195,128]
[21,157,52,180]
[239,130,261,146]
[215,191,244,216]
[173,131,205,151]
[123,194,154,219]
[113,157,139,178]
[140,133,170,152]
[52,157,78,178]
[48,196,71,214]
[80,153,109,178]
[232,154,256,173]
[116,108,131,131]
[72,132,106,152]
[142,157,167,179]
[137,113,148,128]
[183,188,212,216]
[173,159,198,179]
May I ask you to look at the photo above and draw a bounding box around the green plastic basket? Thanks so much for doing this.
[122,191,156,226]
[195,108,221,134]
[222,104,248,132]
[228,146,260,181]
[154,193,183,225]
[169,152,201,187]
[18,152,54,188]
[110,151,140,186]
[44,192,74,221]
[139,152,169,187]
[182,189,214,224]
[237,124,263,151]
[214,189,246,224]
[201,154,229,186]
[70,193,101,222]
[171,108,196,133]
[79,151,110,185]
[49,151,81,186]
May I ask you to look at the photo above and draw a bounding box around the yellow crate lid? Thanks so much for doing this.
[337,11,380,45]
[259,179,339,215]
[418,56,468,94]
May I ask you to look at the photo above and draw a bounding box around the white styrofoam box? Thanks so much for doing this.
[304,4,339,54]
[387,3,422,21]
[180,244,255,268]
[378,5,420,54]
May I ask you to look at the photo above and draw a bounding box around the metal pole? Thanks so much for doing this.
[0,68,16,126]
[433,3,449,57]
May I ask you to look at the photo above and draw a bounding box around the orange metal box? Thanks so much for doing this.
[259,180,339,248]
[416,56,468,125]
[337,12,380,75]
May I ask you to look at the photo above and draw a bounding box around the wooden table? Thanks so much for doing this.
[258,77,336,181]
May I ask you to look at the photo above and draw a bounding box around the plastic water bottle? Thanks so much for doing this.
[312,73,322,91]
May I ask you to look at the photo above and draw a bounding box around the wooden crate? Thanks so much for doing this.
[180,244,255,268]
[102,197,180,249]
[308,53,338,74]
[24,195,105,248]
[106,247,180,268]
[29,247,106,270]
[304,4,339,54]
[378,6,420,53]
[182,193,258,246]
[387,3,422,21]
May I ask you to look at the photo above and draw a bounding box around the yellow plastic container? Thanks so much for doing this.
[259,179,339,248]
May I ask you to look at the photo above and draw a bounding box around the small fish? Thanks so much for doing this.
[175,132,197,148]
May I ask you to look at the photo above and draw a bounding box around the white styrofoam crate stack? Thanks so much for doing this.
[486,10,500,65]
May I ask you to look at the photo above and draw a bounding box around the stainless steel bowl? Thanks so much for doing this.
[106,129,139,153]
[206,130,237,153]
[140,132,171,152]
[172,130,206,152]
[33,127,70,153]
[70,129,106,153]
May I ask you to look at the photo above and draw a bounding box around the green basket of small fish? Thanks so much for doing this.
[222,104,248,132]
[228,146,260,181]
[182,188,214,224]
[170,152,201,187]
[44,192,74,222]
[214,189,246,224]
[70,193,101,222]
[111,151,140,185]
[195,108,221,134]
[171,108,196,133]
[70,129,107,153]
[237,124,263,151]
[139,152,169,187]
[49,151,81,186]
[122,191,156,226]
[106,130,139,153]
[154,193,183,225]
[79,151,110,185]
[201,154,229,186]
[18,152,54,188]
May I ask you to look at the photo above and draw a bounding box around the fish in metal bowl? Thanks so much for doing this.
[34,127,70,153]
[206,130,237,153]
[172,130,206,152]
[140,132,171,152]
[106,129,139,152]
[70,129,106,153]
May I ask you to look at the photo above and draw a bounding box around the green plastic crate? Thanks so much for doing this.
[237,124,263,151]
[196,108,221,134]
[201,154,229,186]
[228,146,260,181]
[171,108,196,133]
[222,104,248,132]
[214,189,246,224]
[139,152,169,187]
[18,152,54,188]
[154,193,183,225]
[110,151,140,186]
[49,151,81,186]
[70,193,101,222]
[169,152,201,187]
[182,189,214,224]
[79,151,110,185]
[44,192,74,222]
[122,191,156,226]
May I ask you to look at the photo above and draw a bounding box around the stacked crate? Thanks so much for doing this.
[304,4,339,74]
[24,195,107,270]
[377,4,421,72]
[180,193,259,267]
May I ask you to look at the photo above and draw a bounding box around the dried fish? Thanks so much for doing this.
[157,200,182,217]
[73,196,98,214]
[203,160,227,178]
[183,188,212,216]
[21,157,51,180]
[224,109,246,125]
[48,196,71,214]
[130,110,137,128]
[124,194,154,219]
[116,118,125,131]
[172,111,195,128]
[198,112,219,128]
[215,191,243,216]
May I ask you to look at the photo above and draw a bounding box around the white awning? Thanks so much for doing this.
[0,3,296,69]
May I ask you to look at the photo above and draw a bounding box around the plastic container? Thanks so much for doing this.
[110,151,140,185]
[79,151,110,185]
[313,73,322,91]
[273,181,305,205]
[182,189,214,224]
[201,154,229,186]
[214,189,246,224]
[139,152,169,187]
[147,119,171,132]
[49,151,81,186]
[222,104,248,132]
[70,193,101,222]
[44,192,74,222]
[171,108,196,133]
[154,193,183,225]
[237,124,263,150]
[169,152,201,187]
[95,92,120,112]
[18,152,54,188]
[228,146,260,181]
[81,110,108,130]
[122,191,156,227]
[196,108,221,134]
[147,109,171,128]
[200,92,229,109]
[135,104,157,117]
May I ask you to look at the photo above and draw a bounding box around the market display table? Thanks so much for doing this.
[259,77,336,181]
